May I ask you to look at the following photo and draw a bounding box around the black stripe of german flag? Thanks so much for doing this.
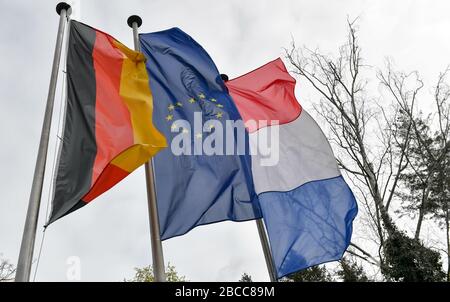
[47,21,166,225]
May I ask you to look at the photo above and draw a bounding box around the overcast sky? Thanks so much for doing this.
[1,0,450,281]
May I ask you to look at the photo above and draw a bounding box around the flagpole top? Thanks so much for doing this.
[127,15,143,28]
[56,2,71,16]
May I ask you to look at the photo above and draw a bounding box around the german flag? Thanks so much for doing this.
[47,21,167,225]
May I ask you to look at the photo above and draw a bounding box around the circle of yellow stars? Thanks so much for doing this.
[165,93,224,138]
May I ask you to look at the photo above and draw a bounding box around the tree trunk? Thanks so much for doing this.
[415,179,433,240]
[415,205,425,240]
[446,202,450,282]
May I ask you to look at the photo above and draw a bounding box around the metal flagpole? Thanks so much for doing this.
[255,219,278,282]
[220,74,278,282]
[15,2,71,282]
[127,15,166,282]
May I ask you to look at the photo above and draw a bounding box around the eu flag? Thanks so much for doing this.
[139,28,262,239]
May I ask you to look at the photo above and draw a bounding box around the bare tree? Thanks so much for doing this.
[286,19,448,281]
[378,67,449,240]
[389,68,450,280]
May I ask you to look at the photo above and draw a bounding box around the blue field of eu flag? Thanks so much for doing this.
[139,28,262,240]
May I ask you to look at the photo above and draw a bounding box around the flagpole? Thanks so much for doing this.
[255,219,278,281]
[127,15,166,282]
[15,2,71,282]
[220,73,278,281]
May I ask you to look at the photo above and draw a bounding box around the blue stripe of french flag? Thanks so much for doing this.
[226,58,358,278]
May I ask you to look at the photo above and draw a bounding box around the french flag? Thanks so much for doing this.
[226,58,358,278]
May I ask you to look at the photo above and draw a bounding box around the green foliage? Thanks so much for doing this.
[395,113,449,220]
[282,259,372,282]
[337,257,370,282]
[382,230,446,281]
[283,265,333,282]
[126,263,187,282]
[384,109,448,281]
[238,273,253,282]
[0,257,15,282]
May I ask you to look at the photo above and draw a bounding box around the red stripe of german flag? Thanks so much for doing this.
[47,21,167,225]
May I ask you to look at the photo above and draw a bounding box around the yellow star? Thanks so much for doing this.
[210,98,217,102]
[216,104,224,108]
[168,104,175,111]
[188,98,196,104]
[176,102,183,107]
[166,114,173,121]
[171,123,177,131]
[182,128,189,134]
[198,93,205,99]
[216,112,223,118]
[195,133,203,139]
